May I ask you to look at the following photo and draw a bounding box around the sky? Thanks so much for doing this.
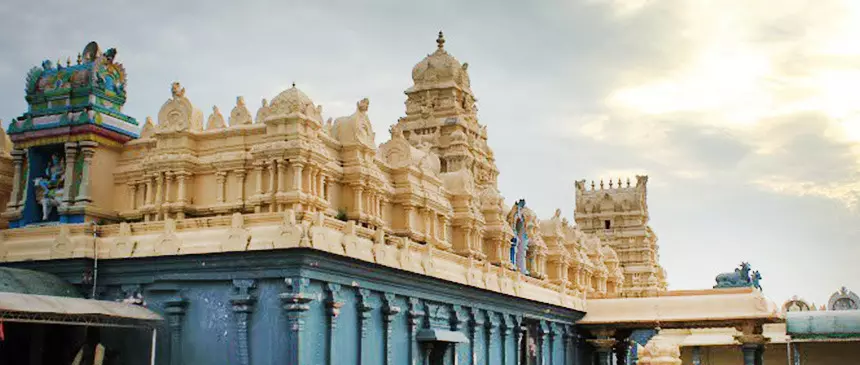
[0,0,858,307]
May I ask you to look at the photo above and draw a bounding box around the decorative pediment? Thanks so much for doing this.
[157,82,203,133]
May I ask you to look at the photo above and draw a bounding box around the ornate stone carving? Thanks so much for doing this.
[229,96,253,125]
[274,210,303,249]
[51,225,74,258]
[714,262,762,290]
[828,286,859,311]
[155,218,181,254]
[110,222,137,257]
[157,82,203,133]
[222,212,251,251]
[206,106,226,130]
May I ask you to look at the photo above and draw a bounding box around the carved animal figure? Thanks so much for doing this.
[714,262,752,288]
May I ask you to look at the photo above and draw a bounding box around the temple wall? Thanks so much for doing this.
[8,250,585,365]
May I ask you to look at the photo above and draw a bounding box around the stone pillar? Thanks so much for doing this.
[353,186,364,216]
[357,289,373,365]
[268,160,276,196]
[407,298,424,365]
[145,175,154,205]
[325,283,343,365]
[234,169,246,205]
[8,150,25,209]
[154,173,164,206]
[469,308,484,365]
[403,205,413,232]
[164,172,174,204]
[75,142,97,204]
[496,315,507,365]
[164,295,188,365]
[277,160,287,193]
[280,277,314,365]
[62,143,77,206]
[230,279,256,365]
[382,293,400,365]
[216,171,227,204]
[128,182,137,210]
[587,328,617,365]
[254,162,263,196]
[293,162,304,193]
[735,324,768,365]
[320,174,327,201]
[177,172,188,204]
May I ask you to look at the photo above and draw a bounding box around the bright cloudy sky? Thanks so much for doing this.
[1,0,858,306]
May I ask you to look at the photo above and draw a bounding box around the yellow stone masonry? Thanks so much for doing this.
[0,32,666,312]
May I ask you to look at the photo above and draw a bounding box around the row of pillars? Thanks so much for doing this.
[585,326,768,365]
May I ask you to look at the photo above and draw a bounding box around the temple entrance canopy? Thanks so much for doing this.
[0,268,161,364]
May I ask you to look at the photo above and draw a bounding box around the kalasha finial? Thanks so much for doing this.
[436,31,445,50]
[291,81,296,88]
[626,177,631,187]
[76,53,82,65]
[66,57,71,67]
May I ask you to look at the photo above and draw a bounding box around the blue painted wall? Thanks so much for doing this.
[6,249,587,365]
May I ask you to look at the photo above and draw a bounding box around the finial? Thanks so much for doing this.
[291,81,296,88]
[436,31,445,50]
[591,181,595,190]
[76,53,82,65]
[600,179,604,189]
[66,57,71,67]
[57,59,62,69]
[618,178,622,188]
[609,179,614,188]
[626,177,631,187]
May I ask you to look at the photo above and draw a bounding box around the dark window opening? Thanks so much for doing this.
[604,220,611,229]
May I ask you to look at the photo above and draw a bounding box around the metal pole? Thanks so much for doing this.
[151,328,157,365]
[786,339,790,365]
[91,221,99,298]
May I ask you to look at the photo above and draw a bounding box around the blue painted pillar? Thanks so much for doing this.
[357,289,374,365]
[408,298,425,365]
[513,316,524,365]
[539,321,550,365]
[279,277,314,365]
[325,283,343,365]
[469,308,484,365]
[163,295,187,365]
[230,279,256,365]
[382,293,401,365]
[491,313,504,365]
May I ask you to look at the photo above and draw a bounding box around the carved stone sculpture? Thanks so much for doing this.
[714,262,761,290]
[32,153,65,221]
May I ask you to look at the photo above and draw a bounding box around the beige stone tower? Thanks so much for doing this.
[574,176,668,297]
[392,31,498,190]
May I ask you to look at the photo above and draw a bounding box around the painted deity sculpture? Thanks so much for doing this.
[32,153,65,221]
[506,199,529,274]
[714,262,762,290]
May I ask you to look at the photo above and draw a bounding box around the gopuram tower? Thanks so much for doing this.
[391,31,498,190]
[574,176,668,297]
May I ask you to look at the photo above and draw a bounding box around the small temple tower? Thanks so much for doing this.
[2,42,138,227]
[574,176,668,297]
[392,31,499,190]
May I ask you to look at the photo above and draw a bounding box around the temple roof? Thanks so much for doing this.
[0,267,81,298]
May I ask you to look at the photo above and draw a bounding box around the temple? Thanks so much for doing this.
[0,34,852,365]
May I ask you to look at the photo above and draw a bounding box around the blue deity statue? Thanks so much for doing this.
[32,153,65,221]
[507,199,529,274]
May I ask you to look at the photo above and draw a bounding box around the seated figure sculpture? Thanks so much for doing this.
[32,153,65,221]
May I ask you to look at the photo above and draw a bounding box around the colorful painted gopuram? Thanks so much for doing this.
[4,33,851,365]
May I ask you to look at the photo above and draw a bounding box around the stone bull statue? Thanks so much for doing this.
[714,262,757,289]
